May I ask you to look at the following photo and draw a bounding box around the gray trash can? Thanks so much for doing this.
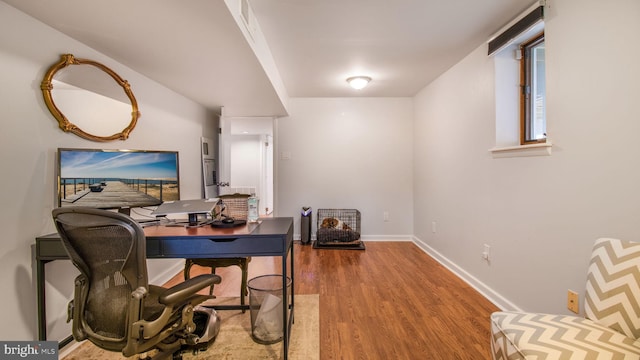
[247,274,292,344]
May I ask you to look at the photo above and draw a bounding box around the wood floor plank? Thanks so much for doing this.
[167,241,499,359]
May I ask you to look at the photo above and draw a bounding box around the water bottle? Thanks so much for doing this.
[247,193,259,223]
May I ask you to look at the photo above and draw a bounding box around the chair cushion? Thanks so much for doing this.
[585,238,640,340]
[491,311,640,359]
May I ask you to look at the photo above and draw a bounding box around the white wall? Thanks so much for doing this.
[0,2,217,341]
[413,0,640,314]
[275,97,414,239]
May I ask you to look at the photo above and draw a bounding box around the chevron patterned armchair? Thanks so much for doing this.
[490,238,640,359]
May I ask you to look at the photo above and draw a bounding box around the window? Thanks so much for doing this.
[489,5,551,157]
[520,33,546,144]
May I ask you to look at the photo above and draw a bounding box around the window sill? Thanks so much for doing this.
[489,142,552,158]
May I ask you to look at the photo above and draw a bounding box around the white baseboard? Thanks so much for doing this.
[411,236,521,312]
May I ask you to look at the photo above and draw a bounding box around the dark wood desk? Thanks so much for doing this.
[35,217,294,358]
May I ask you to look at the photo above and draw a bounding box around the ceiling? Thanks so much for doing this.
[3,0,534,117]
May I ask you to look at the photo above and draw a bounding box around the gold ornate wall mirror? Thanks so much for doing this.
[41,54,140,141]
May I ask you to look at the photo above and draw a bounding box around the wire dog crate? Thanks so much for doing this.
[314,208,364,250]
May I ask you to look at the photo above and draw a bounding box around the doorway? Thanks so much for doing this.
[218,115,274,216]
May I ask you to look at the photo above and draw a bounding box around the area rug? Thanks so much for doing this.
[62,294,319,360]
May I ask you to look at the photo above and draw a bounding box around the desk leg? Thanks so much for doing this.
[282,242,294,360]
[36,259,74,347]
[290,242,294,325]
[37,259,48,341]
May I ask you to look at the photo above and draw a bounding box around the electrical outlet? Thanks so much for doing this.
[383,211,389,222]
[432,221,436,233]
[567,290,579,313]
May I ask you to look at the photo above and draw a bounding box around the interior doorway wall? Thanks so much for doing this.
[218,114,274,215]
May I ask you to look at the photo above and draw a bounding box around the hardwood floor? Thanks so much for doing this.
[166,241,499,359]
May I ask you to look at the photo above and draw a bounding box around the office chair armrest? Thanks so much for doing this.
[159,274,221,305]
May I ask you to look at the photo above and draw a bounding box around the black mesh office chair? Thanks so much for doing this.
[52,207,221,359]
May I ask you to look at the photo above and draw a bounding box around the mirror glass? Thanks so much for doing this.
[41,54,139,141]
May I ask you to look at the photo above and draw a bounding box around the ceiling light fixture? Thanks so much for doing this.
[346,76,371,90]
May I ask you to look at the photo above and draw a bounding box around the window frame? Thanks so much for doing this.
[519,32,546,145]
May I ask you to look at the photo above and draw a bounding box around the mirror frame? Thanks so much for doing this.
[41,54,140,142]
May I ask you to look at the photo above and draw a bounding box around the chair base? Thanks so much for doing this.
[141,308,220,360]
[192,306,221,345]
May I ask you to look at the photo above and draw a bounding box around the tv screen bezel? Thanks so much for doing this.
[56,148,180,211]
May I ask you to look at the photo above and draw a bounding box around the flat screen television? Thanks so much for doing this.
[57,148,180,214]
